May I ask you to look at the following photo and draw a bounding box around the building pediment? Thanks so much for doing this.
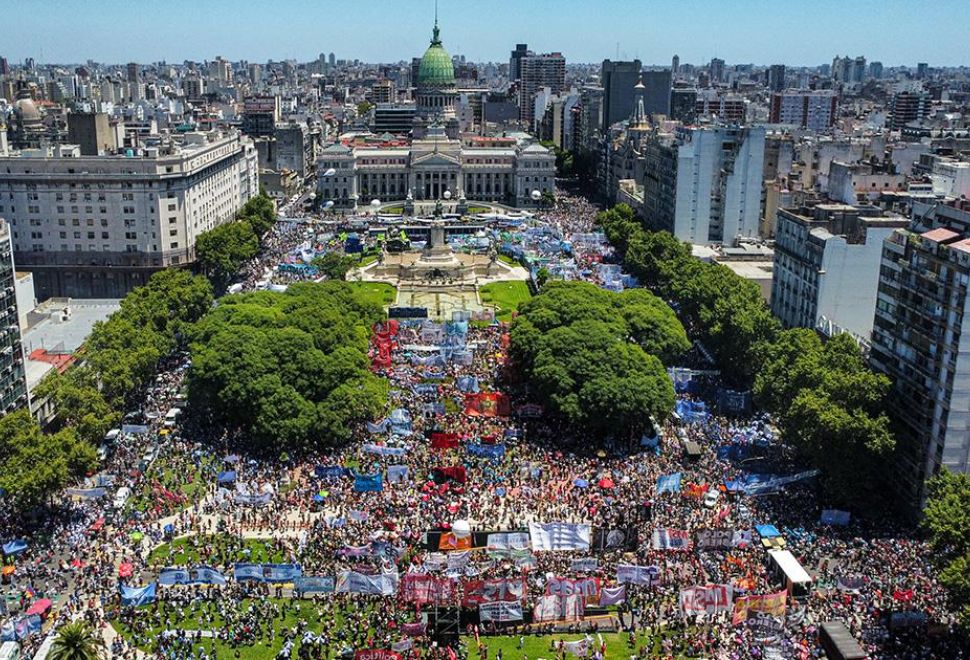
[412,152,460,168]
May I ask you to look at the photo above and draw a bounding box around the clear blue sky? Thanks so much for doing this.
[4,0,965,67]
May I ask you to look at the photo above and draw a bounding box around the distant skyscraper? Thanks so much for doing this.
[767,64,786,92]
[851,56,867,83]
[126,62,139,82]
[769,90,838,130]
[328,52,336,67]
[510,44,530,82]
[0,57,8,76]
[671,54,680,77]
[709,57,725,83]
[916,62,929,79]
[641,70,672,116]
[869,61,883,80]
[518,52,565,126]
[890,90,930,130]
[600,59,641,131]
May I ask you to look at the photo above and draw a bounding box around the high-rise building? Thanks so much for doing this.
[248,63,263,85]
[641,70,672,116]
[769,90,839,130]
[869,61,883,80]
[242,95,281,137]
[851,56,867,83]
[890,90,930,130]
[328,52,336,67]
[669,87,697,123]
[509,44,530,82]
[0,57,10,76]
[642,125,765,244]
[870,219,970,507]
[0,219,28,415]
[126,62,139,82]
[709,57,725,84]
[767,64,786,92]
[916,62,929,79]
[275,123,314,179]
[0,132,258,298]
[770,203,907,341]
[518,52,565,127]
[671,54,680,78]
[600,59,641,132]
[67,112,117,156]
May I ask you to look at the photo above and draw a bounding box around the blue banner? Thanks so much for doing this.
[0,615,41,642]
[314,465,348,479]
[232,563,302,582]
[293,576,335,593]
[122,424,150,435]
[820,509,851,526]
[158,567,228,585]
[2,540,27,556]
[467,443,505,459]
[158,568,191,585]
[412,383,439,394]
[354,473,384,492]
[233,564,264,581]
[387,465,409,484]
[120,583,157,606]
[363,444,407,457]
[217,471,237,484]
[656,473,682,494]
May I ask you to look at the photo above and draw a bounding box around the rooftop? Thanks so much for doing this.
[23,298,121,356]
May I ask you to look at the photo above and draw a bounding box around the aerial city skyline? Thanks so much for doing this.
[1,1,970,658]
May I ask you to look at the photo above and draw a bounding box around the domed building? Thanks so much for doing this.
[415,19,457,121]
[10,80,44,149]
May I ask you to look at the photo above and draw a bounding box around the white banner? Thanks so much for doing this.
[652,528,691,550]
[533,594,584,622]
[563,639,591,657]
[335,570,398,595]
[616,564,660,586]
[529,522,592,551]
[570,558,598,572]
[679,584,733,615]
[478,601,524,622]
[486,532,531,551]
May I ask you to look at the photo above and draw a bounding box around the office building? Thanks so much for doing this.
[869,61,883,79]
[600,59,642,131]
[870,224,970,507]
[509,44,530,81]
[768,64,786,92]
[669,87,697,123]
[372,105,418,135]
[771,203,907,341]
[890,90,930,130]
[518,52,565,127]
[641,70,672,116]
[709,57,725,84]
[370,79,394,104]
[671,54,680,78]
[642,125,765,244]
[126,62,139,83]
[917,62,929,79]
[67,112,116,156]
[694,89,746,124]
[0,131,258,298]
[0,219,29,414]
[241,95,281,137]
[769,90,839,130]
[275,123,314,179]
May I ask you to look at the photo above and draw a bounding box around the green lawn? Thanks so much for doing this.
[346,281,397,307]
[463,629,694,659]
[128,454,216,514]
[498,254,519,266]
[467,206,491,214]
[479,280,532,321]
[148,535,287,567]
[358,253,380,267]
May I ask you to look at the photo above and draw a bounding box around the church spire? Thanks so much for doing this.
[431,0,441,45]
[631,75,648,127]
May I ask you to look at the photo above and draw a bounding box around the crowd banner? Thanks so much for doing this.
[438,532,472,551]
[366,420,390,434]
[461,578,527,606]
[391,640,413,653]
[315,465,349,479]
[696,529,735,550]
[354,651,401,660]
[0,615,42,642]
[432,466,467,484]
[656,473,682,494]
[402,622,427,637]
[293,576,335,594]
[233,563,302,582]
[234,564,264,581]
[467,443,505,459]
[430,433,460,450]
[463,392,511,417]
[478,601,524,622]
[234,492,272,507]
[820,509,851,526]
[363,444,407,457]
[400,575,456,605]
[533,594,584,622]
[679,584,733,615]
[652,528,692,551]
[545,577,601,604]
[158,567,226,586]
[354,473,384,492]
[563,639,591,657]
[486,532,530,555]
[599,585,627,605]
[446,551,471,572]
[570,558,598,572]
[529,522,592,551]
[732,590,788,625]
[386,465,409,484]
[837,576,865,592]
[616,565,660,586]
[336,570,399,596]
[65,488,107,499]
[120,583,157,606]
[744,469,820,494]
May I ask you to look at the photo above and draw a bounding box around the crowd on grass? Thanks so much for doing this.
[0,190,964,660]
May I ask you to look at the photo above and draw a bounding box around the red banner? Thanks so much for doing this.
[356,651,401,660]
[438,533,472,551]
[430,433,461,450]
[433,466,467,484]
[463,393,511,417]
[462,578,527,606]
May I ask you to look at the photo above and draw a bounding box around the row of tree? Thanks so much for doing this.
[509,280,685,440]
[597,204,895,507]
[195,192,277,290]
[924,470,970,633]
[186,281,388,453]
[16,269,215,509]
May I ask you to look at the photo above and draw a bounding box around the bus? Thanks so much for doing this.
[767,549,813,600]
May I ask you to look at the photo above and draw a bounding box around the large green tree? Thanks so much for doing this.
[924,469,970,633]
[187,281,386,453]
[49,621,105,660]
[195,220,260,289]
[510,281,680,439]
[311,251,358,281]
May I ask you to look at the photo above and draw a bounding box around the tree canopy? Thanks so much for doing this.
[187,281,388,453]
[311,251,358,280]
[195,220,260,290]
[510,281,681,439]
[924,469,970,633]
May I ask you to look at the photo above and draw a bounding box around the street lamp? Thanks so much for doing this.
[443,190,452,200]
[530,189,542,202]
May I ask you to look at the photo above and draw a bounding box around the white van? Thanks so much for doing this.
[104,428,121,443]
[113,486,131,509]
[163,408,182,428]
[0,641,20,660]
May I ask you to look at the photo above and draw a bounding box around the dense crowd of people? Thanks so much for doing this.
[0,190,964,659]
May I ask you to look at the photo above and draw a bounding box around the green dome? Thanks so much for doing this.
[418,24,455,88]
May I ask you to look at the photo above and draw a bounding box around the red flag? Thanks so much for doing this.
[893,588,914,602]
